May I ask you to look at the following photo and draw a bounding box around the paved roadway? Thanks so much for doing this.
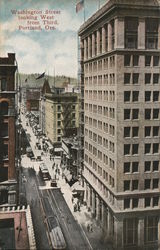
[41,188,92,250]
[20,113,92,250]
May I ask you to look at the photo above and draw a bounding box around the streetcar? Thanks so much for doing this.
[40,196,66,250]
[39,163,51,181]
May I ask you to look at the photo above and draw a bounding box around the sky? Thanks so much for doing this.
[0,0,106,77]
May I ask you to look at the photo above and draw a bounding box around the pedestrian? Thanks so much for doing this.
[90,223,93,232]
[87,223,90,232]
[72,197,74,203]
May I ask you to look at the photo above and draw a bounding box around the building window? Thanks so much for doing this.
[132,198,138,208]
[145,56,151,67]
[145,109,151,120]
[124,91,131,102]
[124,199,130,209]
[124,180,130,191]
[153,56,159,67]
[124,162,130,173]
[124,109,131,120]
[145,161,151,172]
[153,74,159,84]
[132,180,138,190]
[145,126,151,137]
[153,197,159,207]
[57,121,61,126]
[132,127,139,137]
[145,198,151,207]
[153,126,159,137]
[57,136,61,142]
[123,218,138,246]
[124,55,131,66]
[145,74,151,84]
[145,179,151,189]
[132,91,139,102]
[0,102,8,116]
[145,18,158,49]
[145,144,151,154]
[153,161,159,171]
[57,105,61,111]
[145,91,151,102]
[124,144,130,155]
[153,109,159,119]
[153,91,159,102]
[0,167,8,182]
[153,143,159,154]
[144,216,158,242]
[125,17,138,49]
[132,144,139,155]
[133,55,139,66]
[0,78,7,91]
[124,127,131,137]
[57,129,61,134]
[132,109,139,120]
[132,73,139,84]
[124,73,131,84]
[153,179,159,189]
[132,162,138,173]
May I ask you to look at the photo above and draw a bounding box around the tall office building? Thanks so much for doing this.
[78,1,160,249]
[0,53,17,205]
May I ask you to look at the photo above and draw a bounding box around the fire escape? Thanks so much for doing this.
[61,103,72,137]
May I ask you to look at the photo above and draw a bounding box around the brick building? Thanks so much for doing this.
[26,88,41,111]
[78,1,160,249]
[45,93,79,145]
[0,53,17,205]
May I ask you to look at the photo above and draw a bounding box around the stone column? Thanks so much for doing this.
[92,33,95,57]
[108,209,113,237]
[86,184,90,207]
[138,18,145,49]
[158,216,160,246]
[108,22,112,51]
[102,26,106,53]
[84,38,87,60]
[92,190,96,217]
[138,218,144,248]
[97,29,100,55]
[115,17,124,49]
[96,195,100,220]
[83,181,87,202]
[88,36,91,58]
[158,20,160,50]
[114,219,123,249]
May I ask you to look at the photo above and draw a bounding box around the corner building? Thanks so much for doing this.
[78,1,160,249]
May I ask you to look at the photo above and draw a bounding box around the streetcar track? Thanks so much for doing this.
[46,189,76,250]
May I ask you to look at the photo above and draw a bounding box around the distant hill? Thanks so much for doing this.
[18,73,78,88]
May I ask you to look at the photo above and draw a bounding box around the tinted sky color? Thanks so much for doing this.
[0,0,106,77]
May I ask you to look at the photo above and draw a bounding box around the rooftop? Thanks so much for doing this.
[0,206,36,250]
[79,0,160,34]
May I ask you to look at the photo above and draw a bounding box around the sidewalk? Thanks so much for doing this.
[55,169,113,250]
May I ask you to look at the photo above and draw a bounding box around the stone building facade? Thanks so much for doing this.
[0,53,17,205]
[45,93,79,145]
[78,1,160,249]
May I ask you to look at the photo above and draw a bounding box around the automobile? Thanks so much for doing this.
[36,155,42,161]
[50,179,57,187]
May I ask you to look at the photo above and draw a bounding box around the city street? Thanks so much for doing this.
[20,113,93,250]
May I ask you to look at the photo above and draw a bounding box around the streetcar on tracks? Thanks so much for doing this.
[39,163,51,181]
[40,196,66,250]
